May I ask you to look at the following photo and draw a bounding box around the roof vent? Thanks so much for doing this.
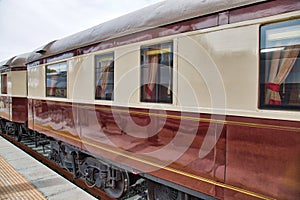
[35,40,57,54]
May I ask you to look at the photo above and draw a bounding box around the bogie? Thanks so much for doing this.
[48,140,131,199]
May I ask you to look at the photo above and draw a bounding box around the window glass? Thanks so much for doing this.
[95,53,114,100]
[1,74,7,94]
[141,42,173,103]
[260,19,300,110]
[46,62,67,98]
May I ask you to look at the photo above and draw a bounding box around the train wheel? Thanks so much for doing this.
[147,180,179,200]
[104,170,130,199]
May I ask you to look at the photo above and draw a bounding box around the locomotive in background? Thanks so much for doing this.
[1,0,300,199]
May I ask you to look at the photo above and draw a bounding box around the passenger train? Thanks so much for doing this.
[0,0,299,199]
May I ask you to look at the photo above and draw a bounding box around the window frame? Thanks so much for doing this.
[140,41,173,104]
[45,62,68,98]
[1,74,7,95]
[95,52,114,101]
[259,19,300,111]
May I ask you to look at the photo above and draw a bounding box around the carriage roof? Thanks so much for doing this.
[0,53,29,71]
[26,0,267,63]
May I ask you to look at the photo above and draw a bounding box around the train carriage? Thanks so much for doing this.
[1,0,298,199]
[0,54,28,141]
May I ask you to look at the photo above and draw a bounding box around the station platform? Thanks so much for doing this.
[0,136,97,200]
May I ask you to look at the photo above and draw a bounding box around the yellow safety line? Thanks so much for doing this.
[35,123,275,200]
[4,164,35,199]
[0,156,47,200]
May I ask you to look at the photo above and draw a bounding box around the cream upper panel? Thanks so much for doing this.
[28,65,45,98]
[178,25,258,114]
[177,37,214,110]
[114,45,140,105]
[10,71,27,97]
[7,71,27,97]
[2,71,27,97]
[202,25,258,111]
[69,56,94,103]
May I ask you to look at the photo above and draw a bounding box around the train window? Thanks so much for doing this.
[141,42,173,103]
[260,19,300,110]
[95,53,114,100]
[46,62,67,98]
[1,74,7,94]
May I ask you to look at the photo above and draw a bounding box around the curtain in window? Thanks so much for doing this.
[145,55,158,100]
[96,56,113,99]
[98,66,110,97]
[266,45,300,105]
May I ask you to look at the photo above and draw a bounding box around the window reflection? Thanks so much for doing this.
[46,62,67,98]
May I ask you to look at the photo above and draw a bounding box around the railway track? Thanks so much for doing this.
[0,131,148,200]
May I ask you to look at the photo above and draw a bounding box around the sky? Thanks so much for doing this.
[0,0,163,61]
